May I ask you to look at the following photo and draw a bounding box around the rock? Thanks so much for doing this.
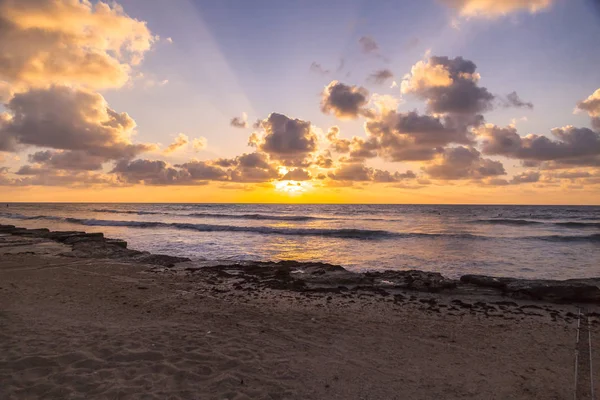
[506,280,600,303]
[460,275,516,289]
[135,254,190,267]
[365,270,458,293]
[106,239,127,248]
[0,224,16,232]
[11,228,50,236]
[63,233,104,244]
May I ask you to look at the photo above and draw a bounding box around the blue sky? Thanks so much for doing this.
[1,0,600,203]
[106,0,600,163]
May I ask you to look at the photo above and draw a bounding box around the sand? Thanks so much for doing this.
[1,232,599,399]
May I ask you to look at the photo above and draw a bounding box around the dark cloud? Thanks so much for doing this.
[27,150,105,171]
[361,110,477,162]
[368,69,394,85]
[281,168,311,181]
[315,153,334,168]
[310,62,330,75]
[0,86,155,160]
[423,146,506,180]
[328,162,416,183]
[9,164,117,186]
[358,36,379,54]
[510,171,540,184]
[320,81,370,119]
[253,113,318,166]
[113,159,192,185]
[502,91,533,109]
[178,160,229,181]
[373,169,416,182]
[230,114,248,129]
[229,152,280,182]
[401,56,494,115]
[477,124,600,167]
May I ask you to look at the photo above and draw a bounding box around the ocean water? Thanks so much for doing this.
[1,203,599,280]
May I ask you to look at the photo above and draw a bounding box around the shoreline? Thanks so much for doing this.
[1,223,600,304]
[2,223,600,398]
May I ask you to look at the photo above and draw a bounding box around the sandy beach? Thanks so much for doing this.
[1,226,599,399]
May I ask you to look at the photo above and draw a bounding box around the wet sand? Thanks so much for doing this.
[1,230,599,399]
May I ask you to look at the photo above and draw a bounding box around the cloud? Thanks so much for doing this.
[0,0,155,92]
[114,154,277,185]
[476,123,600,166]
[0,80,14,102]
[177,160,230,181]
[368,69,394,85]
[0,86,156,160]
[164,133,189,154]
[230,112,249,128]
[27,150,105,171]
[423,146,506,180]
[252,113,318,166]
[8,163,118,186]
[281,168,311,181]
[358,36,379,54]
[113,159,192,185]
[192,137,207,152]
[361,110,478,162]
[401,56,494,115]
[320,81,370,119]
[439,0,554,18]
[229,152,280,182]
[310,62,330,75]
[577,88,600,130]
[510,170,540,184]
[502,91,533,109]
[328,161,416,183]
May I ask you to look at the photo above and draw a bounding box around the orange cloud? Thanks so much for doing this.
[440,0,553,18]
[164,133,190,154]
[0,0,155,92]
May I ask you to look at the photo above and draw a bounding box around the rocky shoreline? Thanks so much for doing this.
[2,223,600,304]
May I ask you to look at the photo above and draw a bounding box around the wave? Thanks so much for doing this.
[92,208,166,215]
[187,212,331,221]
[0,212,483,240]
[4,212,599,243]
[92,208,334,221]
[554,222,600,228]
[536,234,600,243]
[475,219,600,228]
[1,213,396,239]
[474,219,542,226]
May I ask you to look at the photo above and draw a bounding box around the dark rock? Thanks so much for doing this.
[11,228,50,236]
[63,233,104,244]
[460,275,515,289]
[506,280,600,303]
[135,254,190,267]
[106,239,127,249]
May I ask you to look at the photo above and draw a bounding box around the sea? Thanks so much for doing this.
[1,203,599,280]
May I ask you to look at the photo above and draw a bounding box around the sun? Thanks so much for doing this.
[274,180,310,194]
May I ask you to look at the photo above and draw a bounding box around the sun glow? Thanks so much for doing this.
[274,180,311,194]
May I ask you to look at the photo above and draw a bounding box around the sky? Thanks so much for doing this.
[1,0,600,204]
